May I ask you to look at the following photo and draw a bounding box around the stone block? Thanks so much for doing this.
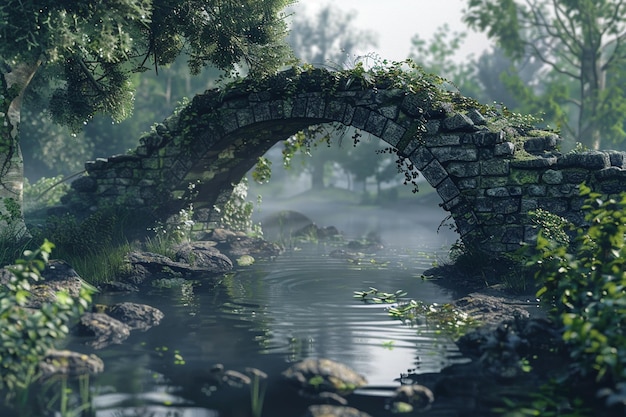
[509,168,540,185]
[562,168,590,184]
[475,197,493,212]
[520,198,538,212]
[382,121,406,147]
[269,100,286,119]
[469,131,505,146]
[447,162,480,177]
[251,101,271,123]
[365,111,387,137]
[325,101,347,121]
[352,107,370,129]
[378,105,399,119]
[408,146,435,171]
[306,95,325,118]
[494,142,515,157]
[480,176,508,188]
[481,160,510,176]
[541,169,563,185]
[442,113,475,132]
[607,150,626,168]
[430,146,478,163]
[424,120,440,135]
[342,104,356,125]
[493,198,520,214]
[558,151,610,169]
[501,226,524,244]
[527,184,547,196]
[400,93,425,117]
[538,199,568,213]
[466,108,487,125]
[220,111,239,134]
[427,134,462,146]
[458,178,478,189]
[523,135,559,153]
[291,97,307,118]
[436,177,460,202]
[421,159,448,187]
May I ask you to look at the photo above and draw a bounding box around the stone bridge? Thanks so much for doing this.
[65,67,626,254]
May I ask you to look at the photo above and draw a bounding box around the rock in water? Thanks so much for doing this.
[282,358,367,396]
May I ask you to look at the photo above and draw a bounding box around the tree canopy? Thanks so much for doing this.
[0,0,294,239]
[464,0,626,149]
[1,0,294,131]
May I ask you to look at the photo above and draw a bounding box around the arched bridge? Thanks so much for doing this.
[66,67,626,254]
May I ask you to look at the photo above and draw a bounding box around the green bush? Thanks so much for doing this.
[531,185,626,387]
[0,241,92,406]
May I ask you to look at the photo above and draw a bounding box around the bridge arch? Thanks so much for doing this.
[67,67,626,254]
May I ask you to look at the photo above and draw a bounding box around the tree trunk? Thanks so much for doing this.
[310,157,325,190]
[0,61,40,241]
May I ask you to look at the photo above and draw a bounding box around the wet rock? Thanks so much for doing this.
[456,317,561,380]
[76,312,130,349]
[453,292,530,328]
[391,384,435,411]
[261,210,314,241]
[103,302,164,331]
[208,228,282,258]
[329,249,364,261]
[173,241,233,272]
[282,358,367,396]
[294,223,341,240]
[302,405,372,417]
[39,349,104,378]
[1,259,89,308]
[126,250,229,282]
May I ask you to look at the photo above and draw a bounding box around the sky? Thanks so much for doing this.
[288,0,493,63]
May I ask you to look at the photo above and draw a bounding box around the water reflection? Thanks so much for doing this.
[84,237,467,417]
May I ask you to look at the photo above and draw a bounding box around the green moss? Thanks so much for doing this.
[509,169,541,185]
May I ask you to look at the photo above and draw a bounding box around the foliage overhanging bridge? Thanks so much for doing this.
[64,65,626,254]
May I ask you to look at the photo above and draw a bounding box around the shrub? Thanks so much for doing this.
[531,185,626,387]
[0,240,92,404]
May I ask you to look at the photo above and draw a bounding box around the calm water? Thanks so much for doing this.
[78,201,467,417]
[10,201,470,417]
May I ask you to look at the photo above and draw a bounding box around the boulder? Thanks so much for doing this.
[391,384,435,411]
[39,349,104,378]
[76,312,130,349]
[125,250,231,283]
[302,405,372,417]
[208,228,282,258]
[173,241,233,272]
[0,259,88,308]
[282,358,367,396]
[103,302,164,331]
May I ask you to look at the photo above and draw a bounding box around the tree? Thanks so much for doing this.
[286,5,378,190]
[0,0,294,240]
[408,24,485,101]
[464,0,626,149]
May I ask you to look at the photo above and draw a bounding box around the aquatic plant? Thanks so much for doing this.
[353,287,407,303]
[387,300,477,339]
[245,367,267,417]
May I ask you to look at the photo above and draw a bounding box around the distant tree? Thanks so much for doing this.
[287,5,377,68]
[408,24,485,100]
[286,5,379,190]
[0,0,293,240]
[464,0,626,149]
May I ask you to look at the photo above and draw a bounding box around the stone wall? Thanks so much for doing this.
[62,67,626,255]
